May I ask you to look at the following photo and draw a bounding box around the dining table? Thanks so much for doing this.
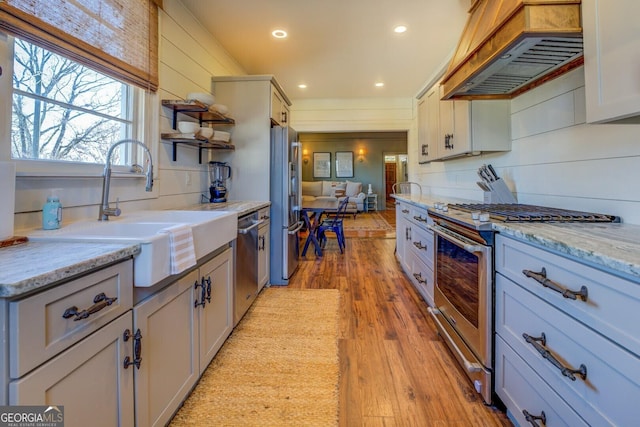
[300,199,339,257]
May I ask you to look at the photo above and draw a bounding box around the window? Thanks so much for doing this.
[11,37,134,165]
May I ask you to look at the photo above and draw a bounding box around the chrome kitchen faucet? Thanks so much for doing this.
[99,139,153,221]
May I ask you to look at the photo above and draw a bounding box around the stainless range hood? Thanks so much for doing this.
[441,0,583,100]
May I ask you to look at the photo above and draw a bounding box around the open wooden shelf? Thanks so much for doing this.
[161,100,235,163]
[162,100,235,126]
[160,133,234,163]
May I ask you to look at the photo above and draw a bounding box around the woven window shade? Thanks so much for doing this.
[0,0,159,91]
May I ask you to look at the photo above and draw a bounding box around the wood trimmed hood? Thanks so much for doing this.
[441,0,583,100]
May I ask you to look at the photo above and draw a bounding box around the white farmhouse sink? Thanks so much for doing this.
[123,210,237,259]
[28,210,237,287]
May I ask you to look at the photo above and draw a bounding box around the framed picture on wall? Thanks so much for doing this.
[313,152,331,178]
[335,151,354,178]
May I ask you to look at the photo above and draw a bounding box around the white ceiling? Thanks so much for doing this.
[180,0,470,100]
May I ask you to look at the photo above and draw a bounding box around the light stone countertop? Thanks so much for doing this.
[0,242,140,298]
[392,194,640,282]
[0,201,268,299]
[182,200,271,217]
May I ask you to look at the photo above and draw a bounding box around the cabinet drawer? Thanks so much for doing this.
[410,254,434,307]
[10,311,134,427]
[408,206,431,229]
[396,202,411,221]
[409,224,433,270]
[496,274,640,426]
[495,234,640,356]
[9,260,133,378]
[495,336,588,427]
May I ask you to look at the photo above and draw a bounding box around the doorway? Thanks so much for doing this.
[383,153,407,208]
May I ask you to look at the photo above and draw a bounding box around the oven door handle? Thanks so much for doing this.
[428,224,486,253]
[428,307,483,373]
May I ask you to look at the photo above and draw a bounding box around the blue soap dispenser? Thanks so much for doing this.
[42,195,62,230]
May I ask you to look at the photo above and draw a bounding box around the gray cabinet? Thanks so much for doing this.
[197,247,233,374]
[583,0,640,123]
[395,200,435,305]
[133,246,233,426]
[9,312,135,427]
[211,75,291,201]
[495,234,640,426]
[133,270,199,427]
[257,216,270,291]
[417,79,510,162]
[395,201,411,273]
[270,84,290,126]
[5,260,134,427]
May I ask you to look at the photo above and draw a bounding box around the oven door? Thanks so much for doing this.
[428,224,493,403]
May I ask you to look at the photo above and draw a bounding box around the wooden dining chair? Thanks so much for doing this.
[316,196,349,253]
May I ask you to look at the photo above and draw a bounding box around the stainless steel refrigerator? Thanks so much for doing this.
[270,126,303,285]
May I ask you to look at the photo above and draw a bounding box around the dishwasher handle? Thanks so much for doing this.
[288,221,305,235]
[238,218,265,234]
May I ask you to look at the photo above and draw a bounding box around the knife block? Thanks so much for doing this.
[483,178,517,204]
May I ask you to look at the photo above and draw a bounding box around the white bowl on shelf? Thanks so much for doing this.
[177,121,199,134]
[212,130,231,142]
[198,127,214,139]
[209,104,229,115]
[186,92,215,106]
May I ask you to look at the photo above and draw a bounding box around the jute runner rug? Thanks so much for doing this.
[170,288,340,426]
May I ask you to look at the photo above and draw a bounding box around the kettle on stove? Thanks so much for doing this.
[208,161,231,203]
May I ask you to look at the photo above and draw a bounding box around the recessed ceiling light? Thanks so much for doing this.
[298,84,307,89]
[375,82,384,88]
[394,25,407,33]
[271,29,287,39]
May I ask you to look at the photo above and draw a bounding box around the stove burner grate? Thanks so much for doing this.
[450,203,620,223]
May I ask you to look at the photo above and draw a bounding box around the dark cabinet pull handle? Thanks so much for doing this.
[444,134,454,149]
[63,292,117,321]
[259,235,266,251]
[401,209,409,214]
[523,332,587,381]
[413,215,428,223]
[413,241,427,250]
[194,280,205,308]
[523,409,546,426]
[123,328,142,369]
[204,277,212,304]
[413,272,427,284]
[523,268,588,302]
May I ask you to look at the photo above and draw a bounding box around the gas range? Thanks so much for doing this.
[428,202,620,232]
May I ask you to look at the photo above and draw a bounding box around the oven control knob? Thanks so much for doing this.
[474,380,482,394]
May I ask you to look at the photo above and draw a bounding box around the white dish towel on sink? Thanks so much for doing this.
[159,224,197,274]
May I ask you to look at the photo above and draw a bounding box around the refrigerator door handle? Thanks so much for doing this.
[287,221,305,234]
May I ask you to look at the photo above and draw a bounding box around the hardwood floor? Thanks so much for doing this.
[285,208,512,426]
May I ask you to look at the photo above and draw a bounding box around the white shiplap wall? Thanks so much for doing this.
[155,0,246,209]
[412,67,640,224]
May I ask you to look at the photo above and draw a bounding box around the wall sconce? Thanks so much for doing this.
[358,148,365,162]
[302,148,309,164]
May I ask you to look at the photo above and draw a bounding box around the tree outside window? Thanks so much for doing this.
[11,38,133,164]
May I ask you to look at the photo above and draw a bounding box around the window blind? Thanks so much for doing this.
[0,0,159,91]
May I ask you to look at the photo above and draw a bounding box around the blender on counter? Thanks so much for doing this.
[208,161,231,203]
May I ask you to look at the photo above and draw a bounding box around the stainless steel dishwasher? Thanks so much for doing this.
[234,210,263,326]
